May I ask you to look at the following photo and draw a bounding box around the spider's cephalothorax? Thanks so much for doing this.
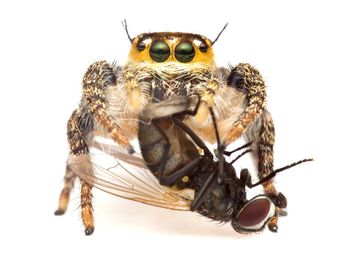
[55,26,281,235]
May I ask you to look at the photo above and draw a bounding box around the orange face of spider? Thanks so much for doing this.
[128,32,215,65]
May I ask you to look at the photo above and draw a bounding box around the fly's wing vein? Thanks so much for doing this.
[68,139,193,211]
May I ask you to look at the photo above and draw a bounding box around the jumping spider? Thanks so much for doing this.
[55,23,282,235]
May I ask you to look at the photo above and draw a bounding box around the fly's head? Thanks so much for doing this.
[231,196,277,233]
[229,169,278,233]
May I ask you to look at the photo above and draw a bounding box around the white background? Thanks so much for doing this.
[1,0,349,262]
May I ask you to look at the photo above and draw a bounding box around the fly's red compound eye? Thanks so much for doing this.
[233,196,275,233]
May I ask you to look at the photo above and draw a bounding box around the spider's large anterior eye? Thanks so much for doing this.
[233,196,275,232]
[175,41,195,63]
[150,41,170,62]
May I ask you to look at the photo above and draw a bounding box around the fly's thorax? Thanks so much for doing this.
[194,162,248,222]
[195,181,240,222]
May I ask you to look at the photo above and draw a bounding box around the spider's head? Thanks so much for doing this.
[122,21,227,67]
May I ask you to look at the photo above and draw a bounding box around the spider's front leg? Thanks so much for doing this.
[82,61,134,153]
[224,63,285,232]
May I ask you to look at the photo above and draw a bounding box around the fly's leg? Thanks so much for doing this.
[190,171,216,211]
[83,61,134,153]
[55,109,95,235]
[159,156,202,186]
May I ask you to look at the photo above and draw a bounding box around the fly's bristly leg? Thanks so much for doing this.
[190,171,216,211]
[82,61,134,153]
[160,157,202,186]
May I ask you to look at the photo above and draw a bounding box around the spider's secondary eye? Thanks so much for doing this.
[233,196,275,232]
[150,41,170,62]
[199,42,208,52]
[136,41,146,51]
[175,42,195,63]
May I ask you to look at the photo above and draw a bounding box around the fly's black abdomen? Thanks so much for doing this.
[138,120,167,169]
[187,159,246,223]
[138,117,199,184]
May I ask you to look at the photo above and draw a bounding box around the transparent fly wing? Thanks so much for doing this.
[68,138,193,211]
[90,139,147,169]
